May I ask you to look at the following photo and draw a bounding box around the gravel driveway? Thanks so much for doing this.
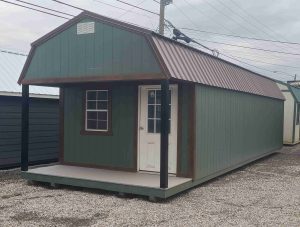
[0,145,300,227]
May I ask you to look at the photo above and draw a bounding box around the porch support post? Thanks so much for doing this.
[160,79,170,188]
[21,85,29,171]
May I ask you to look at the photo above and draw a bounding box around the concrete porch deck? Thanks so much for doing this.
[22,165,192,199]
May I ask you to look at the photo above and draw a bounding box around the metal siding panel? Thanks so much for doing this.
[152,36,284,100]
[155,39,181,79]
[194,85,283,180]
[0,97,59,168]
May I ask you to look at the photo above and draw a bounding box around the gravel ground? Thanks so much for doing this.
[0,145,300,227]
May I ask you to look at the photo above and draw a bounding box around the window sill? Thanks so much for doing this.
[80,129,113,136]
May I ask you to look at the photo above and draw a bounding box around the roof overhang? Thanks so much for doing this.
[0,91,59,99]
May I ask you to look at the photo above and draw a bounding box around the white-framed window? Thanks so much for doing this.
[85,90,109,131]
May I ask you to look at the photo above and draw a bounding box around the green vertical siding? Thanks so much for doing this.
[25,19,161,80]
[0,96,59,168]
[63,84,136,169]
[195,85,283,180]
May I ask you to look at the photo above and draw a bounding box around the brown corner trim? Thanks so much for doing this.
[133,85,139,171]
[59,87,64,163]
[176,83,183,177]
[146,35,171,79]
[189,84,196,179]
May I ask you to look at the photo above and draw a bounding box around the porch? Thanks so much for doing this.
[22,165,192,199]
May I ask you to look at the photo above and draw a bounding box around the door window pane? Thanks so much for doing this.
[148,119,154,133]
[148,105,155,119]
[147,88,172,134]
[148,90,155,104]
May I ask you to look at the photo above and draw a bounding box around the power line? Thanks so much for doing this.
[228,0,291,43]
[180,27,300,46]
[0,0,71,19]
[194,37,300,56]
[200,0,258,36]
[198,0,299,55]
[220,53,300,69]
[93,0,154,19]
[222,0,299,54]
[115,0,159,16]
[181,0,236,35]
[220,53,294,78]
[14,0,75,17]
[0,49,28,56]
[100,1,298,78]
[50,0,84,12]
[119,0,148,17]
[214,0,281,42]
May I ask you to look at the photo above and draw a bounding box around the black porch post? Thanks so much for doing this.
[21,85,29,171]
[160,79,170,188]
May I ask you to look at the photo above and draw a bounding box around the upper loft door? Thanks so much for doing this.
[138,85,178,174]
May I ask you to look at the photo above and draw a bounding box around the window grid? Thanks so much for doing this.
[147,89,171,134]
[85,90,109,132]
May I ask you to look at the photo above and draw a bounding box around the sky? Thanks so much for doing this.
[0,0,299,82]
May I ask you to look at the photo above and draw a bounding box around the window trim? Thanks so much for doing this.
[81,88,112,136]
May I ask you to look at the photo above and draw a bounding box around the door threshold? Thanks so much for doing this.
[138,170,176,176]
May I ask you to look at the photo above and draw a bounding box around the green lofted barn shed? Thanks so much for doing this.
[19,11,284,199]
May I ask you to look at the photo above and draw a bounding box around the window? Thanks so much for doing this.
[85,90,110,132]
[147,89,171,133]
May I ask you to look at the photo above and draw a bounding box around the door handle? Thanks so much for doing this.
[139,126,144,130]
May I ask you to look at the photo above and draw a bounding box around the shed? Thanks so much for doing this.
[0,51,59,169]
[276,81,300,145]
[18,12,284,199]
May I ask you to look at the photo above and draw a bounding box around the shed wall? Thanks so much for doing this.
[63,85,137,170]
[0,96,59,168]
[194,85,283,180]
[25,19,161,81]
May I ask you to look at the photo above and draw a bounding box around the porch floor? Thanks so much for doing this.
[22,165,192,199]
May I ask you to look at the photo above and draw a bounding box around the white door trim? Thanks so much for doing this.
[137,84,178,174]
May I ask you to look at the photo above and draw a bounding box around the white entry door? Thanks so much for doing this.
[138,85,178,174]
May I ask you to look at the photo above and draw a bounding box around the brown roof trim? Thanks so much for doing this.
[146,35,171,79]
[151,32,279,84]
[21,73,165,85]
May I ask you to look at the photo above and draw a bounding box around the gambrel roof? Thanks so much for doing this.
[18,11,284,100]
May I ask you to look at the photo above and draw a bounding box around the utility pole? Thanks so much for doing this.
[159,0,172,35]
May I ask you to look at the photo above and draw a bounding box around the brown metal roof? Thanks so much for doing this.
[151,34,284,100]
